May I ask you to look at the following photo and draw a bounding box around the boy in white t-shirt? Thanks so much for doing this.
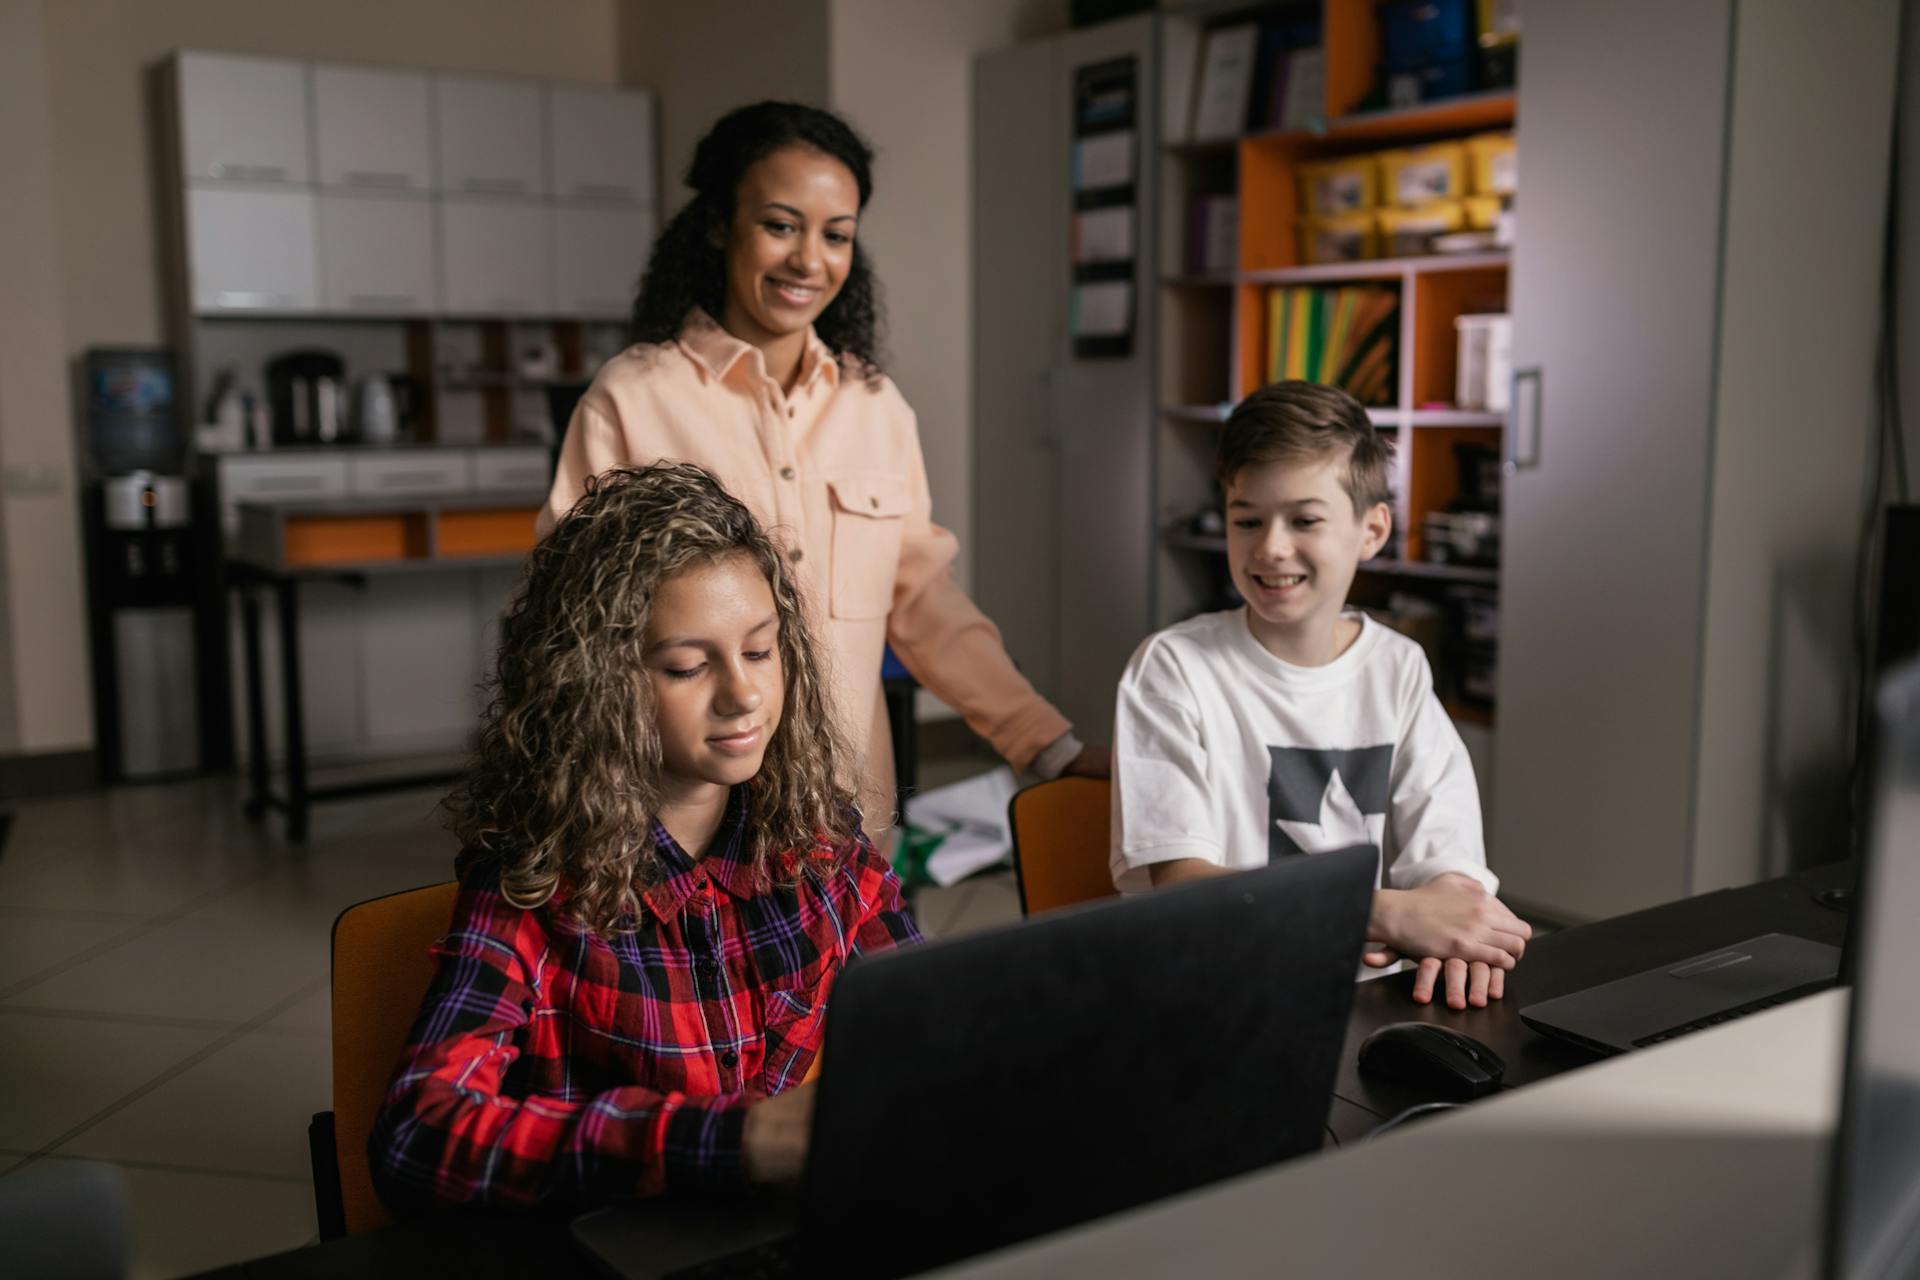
[1112,381,1531,1009]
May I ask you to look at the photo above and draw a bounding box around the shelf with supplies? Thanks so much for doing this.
[1152,0,1517,729]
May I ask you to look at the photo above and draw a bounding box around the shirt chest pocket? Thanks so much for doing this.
[758,972,829,1092]
[826,474,911,620]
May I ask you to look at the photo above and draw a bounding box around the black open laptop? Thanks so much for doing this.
[572,844,1378,1280]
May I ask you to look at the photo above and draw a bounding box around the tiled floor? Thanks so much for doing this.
[0,764,1020,1279]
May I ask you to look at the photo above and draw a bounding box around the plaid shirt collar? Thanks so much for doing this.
[639,786,768,922]
[676,307,839,394]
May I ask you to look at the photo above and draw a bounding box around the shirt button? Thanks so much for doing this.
[789,548,804,563]
[870,497,879,509]
[787,406,795,418]
[693,876,707,891]
[780,466,796,481]
[720,1050,739,1068]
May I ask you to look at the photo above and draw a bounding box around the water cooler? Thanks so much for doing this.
[80,348,202,781]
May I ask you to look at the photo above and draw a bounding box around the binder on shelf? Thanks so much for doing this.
[1262,285,1399,406]
[1190,24,1259,142]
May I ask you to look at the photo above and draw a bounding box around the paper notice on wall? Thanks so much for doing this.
[1070,281,1133,337]
[1073,207,1135,264]
[1073,131,1134,190]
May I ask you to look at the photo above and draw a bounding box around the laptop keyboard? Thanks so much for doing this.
[1630,980,1836,1048]
[661,1236,804,1280]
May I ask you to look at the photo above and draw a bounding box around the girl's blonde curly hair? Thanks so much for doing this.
[444,461,857,935]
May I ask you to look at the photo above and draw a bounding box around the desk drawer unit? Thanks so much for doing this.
[347,451,471,497]
[471,446,551,493]
[218,456,351,536]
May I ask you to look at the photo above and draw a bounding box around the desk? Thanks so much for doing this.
[228,494,541,840]
[192,861,1855,1277]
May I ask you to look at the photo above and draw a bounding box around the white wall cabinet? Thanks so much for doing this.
[176,53,310,184]
[434,75,546,197]
[438,199,552,315]
[187,188,319,313]
[550,205,653,318]
[317,193,437,314]
[312,65,433,191]
[547,86,655,204]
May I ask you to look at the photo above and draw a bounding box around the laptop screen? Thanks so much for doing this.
[1825,659,1920,1278]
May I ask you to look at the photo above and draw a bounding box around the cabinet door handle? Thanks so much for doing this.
[251,476,325,492]
[373,471,453,487]
[462,176,529,194]
[570,182,635,202]
[340,170,412,188]
[210,162,288,181]
[348,293,418,309]
[215,291,290,309]
[1504,367,1544,475]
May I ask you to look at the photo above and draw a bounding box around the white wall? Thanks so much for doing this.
[828,0,1067,591]
[0,0,86,753]
[0,0,622,756]
[1690,0,1902,891]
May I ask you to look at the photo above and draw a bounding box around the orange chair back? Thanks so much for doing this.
[330,881,458,1236]
[1008,777,1119,916]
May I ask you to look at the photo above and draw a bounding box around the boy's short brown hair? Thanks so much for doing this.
[1215,381,1394,513]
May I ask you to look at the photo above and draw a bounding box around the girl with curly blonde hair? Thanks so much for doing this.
[371,462,920,1212]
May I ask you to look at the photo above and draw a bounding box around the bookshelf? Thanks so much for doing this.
[1153,0,1512,730]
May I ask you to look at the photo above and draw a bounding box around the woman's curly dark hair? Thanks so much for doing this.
[629,101,884,373]
[444,462,858,936]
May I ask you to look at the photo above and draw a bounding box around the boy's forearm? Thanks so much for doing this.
[1146,857,1234,887]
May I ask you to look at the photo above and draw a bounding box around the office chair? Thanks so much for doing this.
[1007,776,1119,917]
[310,880,458,1239]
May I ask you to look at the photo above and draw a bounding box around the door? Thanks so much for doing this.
[435,75,546,197]
[550,205,655,317]
[547,87,655,204]
[187,188,318,313]
[1492,0,1734,920]
[317,192,436,314]
[438,198,551,315]
[175,53,310,184]
[312,65,432,191]
[972,39,1063,701]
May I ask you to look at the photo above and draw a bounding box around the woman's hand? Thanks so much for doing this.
[742,1081,816,1184]
[1063,743,1112,778]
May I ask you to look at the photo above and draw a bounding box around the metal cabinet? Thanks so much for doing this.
[1491,0,1900,921]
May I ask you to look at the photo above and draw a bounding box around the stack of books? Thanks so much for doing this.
[1263,286,1399,405]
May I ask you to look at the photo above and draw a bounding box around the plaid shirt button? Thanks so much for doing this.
[720,1050,739,1068]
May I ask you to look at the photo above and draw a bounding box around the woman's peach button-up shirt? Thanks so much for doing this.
[540,311,1072,812]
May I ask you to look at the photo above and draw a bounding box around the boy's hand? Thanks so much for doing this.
[1361,947,1508,1008]
[742,1080,816,1185]
[1063,743,1111,778]
[1368,875,1531,971]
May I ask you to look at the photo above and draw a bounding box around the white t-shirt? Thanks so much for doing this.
[1110,608,1495,897]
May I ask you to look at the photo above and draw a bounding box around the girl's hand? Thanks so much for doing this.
[742,1081,816,1184]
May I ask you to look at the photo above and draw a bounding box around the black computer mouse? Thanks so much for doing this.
[1358,1021,1506,1100]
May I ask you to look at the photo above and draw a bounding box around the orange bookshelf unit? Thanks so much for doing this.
[1155,0,1513,725]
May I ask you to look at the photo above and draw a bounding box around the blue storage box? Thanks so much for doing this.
[1378,0,1475,72]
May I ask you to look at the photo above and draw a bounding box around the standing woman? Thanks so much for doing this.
[541,101,1105,837]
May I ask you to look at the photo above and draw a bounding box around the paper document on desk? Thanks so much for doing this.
[905,767,1018,887]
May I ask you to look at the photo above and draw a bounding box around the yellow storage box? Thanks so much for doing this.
[1466,131,1517,196]
[1377,201,1465,257]
[1463,194,1503,230]
[1378,141,1468,206]
[1298,156,1378,216]
[1296,211,1378,264]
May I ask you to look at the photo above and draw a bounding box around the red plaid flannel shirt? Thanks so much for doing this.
[368,790,918,1211]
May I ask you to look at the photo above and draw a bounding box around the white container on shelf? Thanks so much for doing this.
[1454,313,1513,411]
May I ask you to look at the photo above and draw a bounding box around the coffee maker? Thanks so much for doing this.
[80,348,201,780]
